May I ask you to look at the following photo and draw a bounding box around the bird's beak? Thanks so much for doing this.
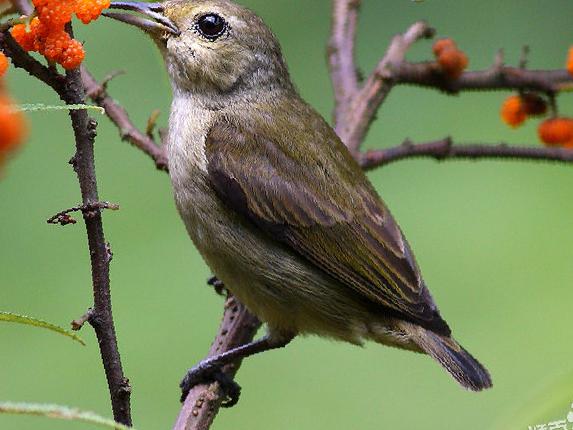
[103,2,180,36]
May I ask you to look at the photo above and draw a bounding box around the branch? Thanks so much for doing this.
[81,68,168,171]
[0,31,65,94]
[11,0,32,15]
[394,62,573,94]
[360,138,573,169]
[173,296,260,430]
[80,60,260,430]
[328,0,361,126]
[336,21,435,151]
[6,0,167,173]
[63,62,132,427]
[329,1,573,154]
[3,0,133,423]
[47,201,120,226]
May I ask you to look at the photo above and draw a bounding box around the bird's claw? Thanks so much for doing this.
[207,276,226,296]
[179,363,241,407]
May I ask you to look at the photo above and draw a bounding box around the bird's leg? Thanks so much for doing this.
[180,332,294,405]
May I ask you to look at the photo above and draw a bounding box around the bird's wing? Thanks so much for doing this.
[205,115,450,335]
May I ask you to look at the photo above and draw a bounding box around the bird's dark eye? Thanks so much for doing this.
[196,13,227,40]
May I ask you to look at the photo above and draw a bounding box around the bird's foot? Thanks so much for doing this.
[180,362,241,407]
[207,276,226,296]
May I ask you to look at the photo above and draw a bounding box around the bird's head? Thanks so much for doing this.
[105,0,292,96]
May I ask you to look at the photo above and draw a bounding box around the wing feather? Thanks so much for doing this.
[205,117,450,335]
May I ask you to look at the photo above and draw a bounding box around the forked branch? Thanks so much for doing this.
[2,1,132,425]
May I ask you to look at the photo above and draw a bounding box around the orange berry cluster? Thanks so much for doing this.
[500,94,547,128]
[501,92,573,148]
[10,0,110,70]
[499,47,573,149]
[0,54,27,171]
[432,38,469,79]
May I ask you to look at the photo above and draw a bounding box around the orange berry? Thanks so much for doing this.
[29,17,49,40]
[567,47,573,78]
[75,0,110,24]
[500,95,527,128]
[437,48,468,79]
[432,38,457,57]
[37,0,74,28]
[42,30,72,62]
[60,39,85,69]
[538,118,573,146]
[10,24,35,52]
[0,53,8,76]
[13,0,107,69]
[0,94,27,165]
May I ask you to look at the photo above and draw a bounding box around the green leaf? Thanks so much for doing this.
[0,402,133,430]
[13,103,105,114]
[0,312,85,345]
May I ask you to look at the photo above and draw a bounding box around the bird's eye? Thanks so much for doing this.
[196,13,227,40]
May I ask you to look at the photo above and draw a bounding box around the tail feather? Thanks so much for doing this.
[403,322,492,391]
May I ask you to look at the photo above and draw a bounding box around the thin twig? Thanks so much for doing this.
[359,138,573,169]
[3,0,133,422]
[10,0,32,15]
[64,60,132,426]
[335,21,435,151]
[0,30,65,93]
[71,308,94,331]
[81,68,169,171]
[47,201,119,226]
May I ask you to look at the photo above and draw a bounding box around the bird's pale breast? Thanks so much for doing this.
[166,94,394,344]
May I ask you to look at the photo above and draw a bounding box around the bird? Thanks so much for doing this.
[104,0,492,402]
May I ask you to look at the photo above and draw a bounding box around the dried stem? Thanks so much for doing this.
[81,68,168,171]
[360,138,573,170]
[47,201,119,226]
[71,308,94,331]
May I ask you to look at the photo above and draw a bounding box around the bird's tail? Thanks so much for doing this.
[401,321,493,391]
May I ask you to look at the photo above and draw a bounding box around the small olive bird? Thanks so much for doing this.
[105,0,492,400]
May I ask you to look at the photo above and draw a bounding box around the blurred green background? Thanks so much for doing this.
[2,0,573,429]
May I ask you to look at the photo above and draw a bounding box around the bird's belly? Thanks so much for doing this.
[172,175,373,344]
